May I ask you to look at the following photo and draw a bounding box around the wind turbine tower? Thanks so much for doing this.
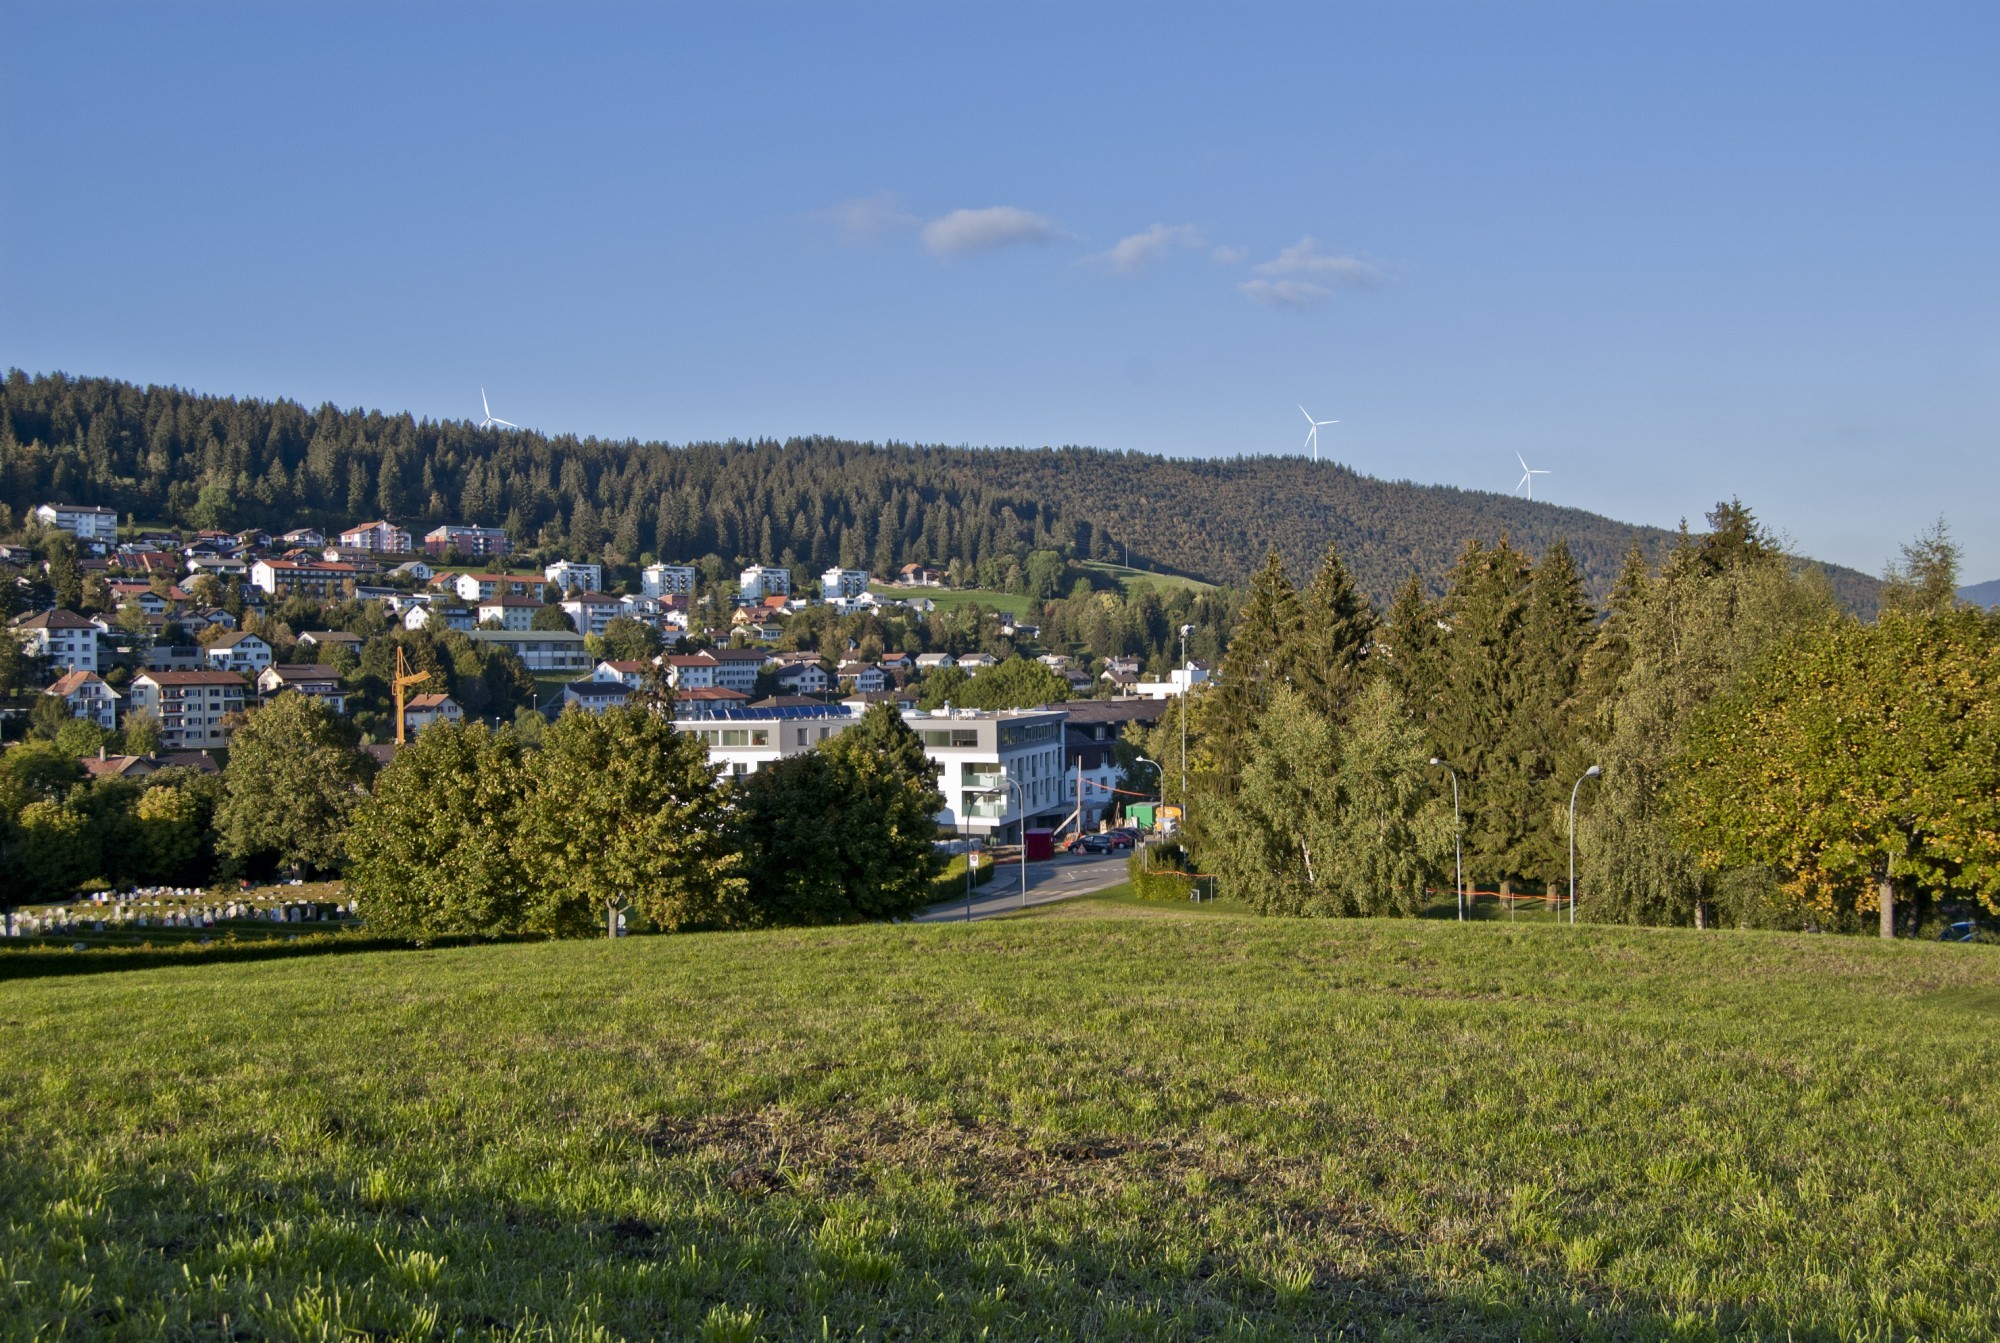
[479,388,519,430]
[1299,406,1339,462]
[1515,452,1550,500]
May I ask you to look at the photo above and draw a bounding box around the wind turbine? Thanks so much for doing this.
[479,388,518,430]
[1515,452,1550,500]
[1299,406,1339,462]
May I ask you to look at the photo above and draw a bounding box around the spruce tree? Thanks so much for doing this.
[1289,537,1377,722]
[1207,550,1305,781]
[1502,539,1596,884]
[1428,538,1532,887]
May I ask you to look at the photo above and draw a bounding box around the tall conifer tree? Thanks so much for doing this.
[1289,538,1377,722]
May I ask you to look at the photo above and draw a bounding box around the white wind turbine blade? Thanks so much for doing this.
[1300,405,1315,424]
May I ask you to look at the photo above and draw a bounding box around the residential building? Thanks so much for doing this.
[561,679,633,714]
[404,602,475,632]
[841,686,921,714]
[279,527,326,548]
[251,559,360,599]
[559,592,624,637]
[204,631,273,677]
[777,661,833,695]
[904,707,1069,841]
[46,669,119,729]
[1132,663,1211,700]
[33,503,118,545]
[467,628,590,675]
[13,608,100,672]
[338,521,413,552]
[402,693,463,735]
[667,652,720,688]
[709,648,770,694]
[424,524,510,558]
[897,563,943,587]
[107,583,186,616]
[878,651,913,674]
[836,660,885,693]
[642,563,697,598]
[958,652,998,670]
[257,664,348,714]
[185,553,248,579]
[673,686,751,719]
[389,559,434,582]
[544,561,603,594]
[452,572,540,602]
[142,644,205,672]
[296,630,363,656]
[675,705,858,777]
[593,660,650,689]
[475,595,544,631]
[82,752,158,780]
[1059,697,1167,742]
[126,670,248,750]
[820,567,869,601]
[738,565,791,601]
[914,652,955,671]
[1063,727,1125,831]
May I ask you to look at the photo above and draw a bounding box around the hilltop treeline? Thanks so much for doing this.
[0,371,1878,606]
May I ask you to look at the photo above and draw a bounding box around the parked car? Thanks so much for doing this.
[1065,833,1115,854]
[1101,829,1138,850]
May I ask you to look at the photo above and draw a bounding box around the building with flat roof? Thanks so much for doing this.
[674,705,858,778]
[424,524,510,558]
[903,707,1069,841]
[33,503,118,544]
[643,563,697,598]
[466,628,590,674]
[738,565,790,601]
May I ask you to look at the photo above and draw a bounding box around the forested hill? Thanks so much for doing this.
[0,371,1877,607]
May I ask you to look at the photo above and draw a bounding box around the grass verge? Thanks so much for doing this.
[3,912,1996,1340]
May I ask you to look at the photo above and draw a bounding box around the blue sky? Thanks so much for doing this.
[3,3,1996,578]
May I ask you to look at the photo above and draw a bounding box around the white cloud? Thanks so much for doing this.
[825,192,920,245]
[1090,223,1206,274]
[1210,244,1248,264]
[1240,237,1383,309]
[921,206,1059,259]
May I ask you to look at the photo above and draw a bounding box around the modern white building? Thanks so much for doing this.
[1132,664,1211,700]
[33,503,118,545]
[452,573,539,602]
[820,567,870,601]
[675,705,858,778]
[544,561,603,594]
[709,649,770,694]
[475,595,543,631]
[905,707,1069,841]
[467,628,590,674]
[12,609,100,672]
[559,592,624,637]
[738,565,791,601]
[643,563,697,598]
[338,521,413,552]
[45,669,119,729]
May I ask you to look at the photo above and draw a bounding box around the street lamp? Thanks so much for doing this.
[1569,765,1603,925]
[1429,758,1463,921]
[986,776,1029,911]
[1178,624,1193,831]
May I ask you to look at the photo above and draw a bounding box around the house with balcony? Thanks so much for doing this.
[257,664,348,714]
[674,704,857,778]
[903,707,1069,841]
[738,565,790,601]
[643,563,697,598]
[820,567,870,601]
[204,631,273,677]
[13,608,100,672]
[776,661,833,695]
[544,561,603,594]
[127,670,248,750]
[251,558,360,599]
[837,660,886,693]
[709,649,770,694]
[45,669,119,730]
[338,520,412,552]
[33,503,119,546]
[559,592,625,637]
[666,652,720,689]
[424,525,509,558]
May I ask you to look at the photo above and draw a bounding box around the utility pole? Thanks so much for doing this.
[1178,624,1193,834]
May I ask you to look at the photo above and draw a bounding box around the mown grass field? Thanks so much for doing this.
[3,908,1997,1341]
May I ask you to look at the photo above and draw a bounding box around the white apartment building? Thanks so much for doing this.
[560,592,624,637]
[467,628,590,674]
[204,631,273,676]
[46,669,119,729]
[13,608,99,672]
[905,707,1069,841]
[643,563,697,598]
[452,573,539,602]
[33,503,118,545]
[127,670,248,750]
[475,595,543,631]
[544,561,603,594]
[675,705,859,778]
[820,567,870,601]
[1132,664,1211,700]
[710,649,770,694]
[338,521,413,552]
[738,565,791,601]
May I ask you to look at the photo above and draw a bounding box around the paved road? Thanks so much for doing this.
[917,853,1131,922]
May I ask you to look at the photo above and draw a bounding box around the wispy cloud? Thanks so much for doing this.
[1240,237,1383,309]
[825,192,921,245]
[920,206,1059,259]
[1089,223,1206,274]
[1210,244,1249,265]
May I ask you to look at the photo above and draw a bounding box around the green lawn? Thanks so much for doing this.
[3,912,1997,1340]
[1080,561,1219,599]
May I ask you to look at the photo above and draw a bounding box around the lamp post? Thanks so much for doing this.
[1568,765,1603,925]
[1429,758,1463,921]
[996,776,1028,911]
[1178,624,1193,832]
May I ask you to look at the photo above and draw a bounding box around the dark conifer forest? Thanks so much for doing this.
[0,371,1877,608]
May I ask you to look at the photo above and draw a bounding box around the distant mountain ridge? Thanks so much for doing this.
[0,371,1880,611]
[1958,579,2000,610]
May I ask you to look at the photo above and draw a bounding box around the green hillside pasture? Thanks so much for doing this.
[3,915,1996,1341]
[1082,560,1219,599]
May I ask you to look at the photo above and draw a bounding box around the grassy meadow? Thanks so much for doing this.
[3,906,1997,1341]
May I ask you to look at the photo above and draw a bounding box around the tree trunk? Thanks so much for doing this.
[1878,876,1895,940]
[1694,899,1707,930]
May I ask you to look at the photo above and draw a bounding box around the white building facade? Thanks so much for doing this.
[33,503,117,544]
[820,567,869,601]
[738,565,791,601]
[643,563,697,598]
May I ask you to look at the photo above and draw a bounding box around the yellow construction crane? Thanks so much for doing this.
[392,646,430,745]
